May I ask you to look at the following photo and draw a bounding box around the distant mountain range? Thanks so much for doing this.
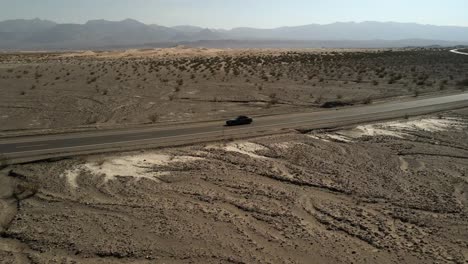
[1,18,468,50]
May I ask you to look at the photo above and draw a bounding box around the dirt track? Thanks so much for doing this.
[1,109,467,263]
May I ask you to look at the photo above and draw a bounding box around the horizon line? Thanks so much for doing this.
[2,17,468,30]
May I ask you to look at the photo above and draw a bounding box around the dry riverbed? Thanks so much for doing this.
[0,109,467,263]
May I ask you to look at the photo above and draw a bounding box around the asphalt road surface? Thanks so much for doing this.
[1,92,468,163]
[450,49,468,56]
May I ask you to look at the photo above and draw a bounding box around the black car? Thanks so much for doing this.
[225,116,253,126]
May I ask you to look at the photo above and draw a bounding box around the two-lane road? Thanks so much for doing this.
[2,92,468,163]
[450,49,468,56]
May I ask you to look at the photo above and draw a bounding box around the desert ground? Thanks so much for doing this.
[1,108,467,264]
[1,47,467,134]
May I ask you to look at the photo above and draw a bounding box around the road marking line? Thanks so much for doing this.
[126,134,147,138]
[3,96,468,156]
[5,100,468,156]
[1,92,468,145]
[15,144,47,149]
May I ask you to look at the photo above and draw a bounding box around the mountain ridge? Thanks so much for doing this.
[1,18,468,50]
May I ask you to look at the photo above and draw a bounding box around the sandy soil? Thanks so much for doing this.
[1,47,467,134]
[0,108,467,263]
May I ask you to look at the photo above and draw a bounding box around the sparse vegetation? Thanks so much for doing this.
[269,93,279,105]
[458,79,468,87]
[363,96,373,104]
[0,154,7,169]
[148,113,159,123]
[0,48,466,130]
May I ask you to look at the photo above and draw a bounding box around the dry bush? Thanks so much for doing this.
[457,79,468,87]
[363,96,373,105]
[148,113,159,123]
[315,94,323,104]
[269,93,279,105]
[0,155,7,169]
[14,182,39,200]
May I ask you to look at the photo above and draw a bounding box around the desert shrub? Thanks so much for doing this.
[363,96,373,104]
[0,155,7,169]
[269,93,279,105]
[13,181,39,200]
[457,79,468,87]
[148,113,159,123]
[372,80,379,86]
[95,158,106,166]
[315,94,323,104]
[87,77,97,84]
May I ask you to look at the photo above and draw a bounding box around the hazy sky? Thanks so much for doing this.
[2,0,468,28]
